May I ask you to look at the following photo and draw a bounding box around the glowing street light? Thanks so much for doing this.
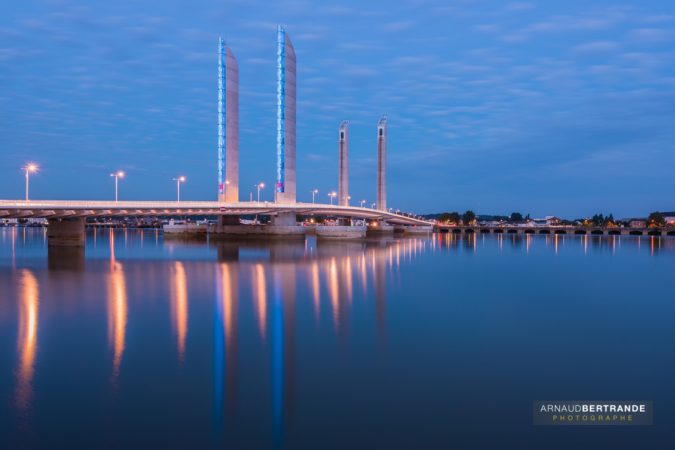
[23,163,38,201]
[371,203,376,209]
[360,199,366,208]
[347,195,351,206]
[328,191,337,205]
[311,189,319,204]
[256,182,265,203]
[110,171,125,202]
[173,176,186,202]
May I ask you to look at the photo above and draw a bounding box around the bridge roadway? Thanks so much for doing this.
[0,200,433,227]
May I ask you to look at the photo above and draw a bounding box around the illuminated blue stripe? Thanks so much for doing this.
[213,267,224,431]
[217,38,226,197]
[272,271,284,442]
[276,26,285,193]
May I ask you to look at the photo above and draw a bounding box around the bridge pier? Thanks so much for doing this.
[367,221,394,236]
[272,212,296,226]
[209,211,305,239]
[316,225,366,239]
[218,215,241,226]
[404,226,433,235]
[47,217,85,247]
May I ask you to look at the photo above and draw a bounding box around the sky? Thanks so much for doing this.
[1,0,674,218]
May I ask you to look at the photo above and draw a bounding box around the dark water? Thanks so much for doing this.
[1,228,674,449]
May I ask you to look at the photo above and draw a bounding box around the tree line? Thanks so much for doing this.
[435,211,669,227]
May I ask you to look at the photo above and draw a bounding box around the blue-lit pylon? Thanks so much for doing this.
[276,26,286,194]
[217,37,226,200]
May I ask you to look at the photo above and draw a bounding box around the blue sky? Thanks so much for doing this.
[1,0,674,217]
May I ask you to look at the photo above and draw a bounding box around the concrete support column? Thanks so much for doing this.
[218,215,241,226]
[316,225,366,239]
[272,212,297,226]
[47,217,85,247]
[404,226,433,235]
[367,221,394,236]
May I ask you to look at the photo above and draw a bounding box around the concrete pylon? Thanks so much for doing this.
[276,26,296,204]
[217,37,239,203]
[376,117,387,211]
[47,217,85,247]
[338,121,349,206]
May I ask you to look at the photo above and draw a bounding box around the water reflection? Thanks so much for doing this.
[430,232,675,255]
[310,262,320,320]
[253,263,267,340]
[108,262,127,383]
[171,261,188,362]
[272,264,296,446]
[214,263,239,429]
[2,229,674,449]
[16,269,39,413]
[327,257,340,329]
[48,246,85,271]
[374,245,387,341]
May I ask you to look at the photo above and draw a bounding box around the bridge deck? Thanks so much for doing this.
[0,200,433,226]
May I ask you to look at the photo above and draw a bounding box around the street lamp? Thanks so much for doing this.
[311,189,318,204]
[347,195,351,205]
[173,176,186,202]
[23,163,38,201]
[256,182,265,202]
[328,191,336,205]
[360,199,366,208]
[110,171,125,202]
[371,203,376,209]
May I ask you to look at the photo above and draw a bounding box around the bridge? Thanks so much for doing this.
[0,200,430,226]
[2,30,437,249]
[0,199,434,246]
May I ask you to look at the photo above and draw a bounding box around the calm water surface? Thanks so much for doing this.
[1,228,674,449]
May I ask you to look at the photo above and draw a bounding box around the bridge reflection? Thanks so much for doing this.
[107,262,127,384]
[171,262,188,363]
[4,229,673,444]
[16,269,39,414]
[205,236,407,443]
[432,231,675,256]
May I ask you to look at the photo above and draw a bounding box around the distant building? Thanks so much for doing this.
[628,219,646,228]
[528,217,561,227]
[544,216,562,225]
[662,212,675,226]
